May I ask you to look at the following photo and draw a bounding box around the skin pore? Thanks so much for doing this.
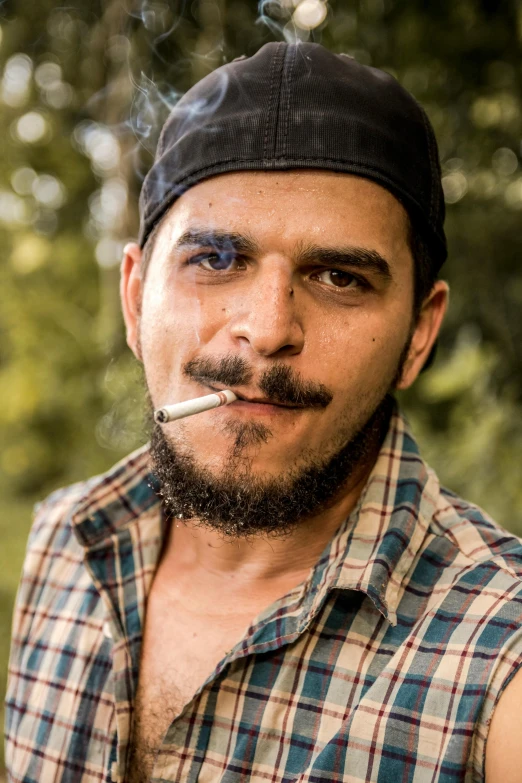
[120,170,450,781]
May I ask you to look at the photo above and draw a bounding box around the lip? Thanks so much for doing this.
[208,385,302,410]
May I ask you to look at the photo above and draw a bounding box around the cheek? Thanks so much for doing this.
[314,313,411,397]
[138,275,226,397]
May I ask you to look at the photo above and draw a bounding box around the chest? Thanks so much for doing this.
[9,582,493,783]
[127,587,255,781]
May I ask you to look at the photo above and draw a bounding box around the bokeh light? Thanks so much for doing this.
[11,167,37,195]
[491,147,518,176]
[504,178,522,209]
[2,54,32,107]
[442,171,468,204]
[0,191,28,225]
[95,237,125,268]
[32,175,66,210]
[73,122,120,174]
[293,0,328,30]
[14,111,49,144]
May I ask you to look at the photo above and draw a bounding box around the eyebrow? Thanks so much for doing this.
[296,243,393,281]
[173,229,259,256]
[172,228,392,281]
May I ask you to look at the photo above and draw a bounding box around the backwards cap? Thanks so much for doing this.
[139,42,446,269]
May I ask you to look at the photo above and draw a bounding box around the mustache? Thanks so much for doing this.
[184,355,333,409]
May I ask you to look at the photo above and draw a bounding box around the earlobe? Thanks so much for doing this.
[396,280,449,390]
[120,242,143,361]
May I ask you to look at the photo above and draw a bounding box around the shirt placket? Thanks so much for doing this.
[150,578,328,783]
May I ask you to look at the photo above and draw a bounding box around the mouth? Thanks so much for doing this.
[208,384,303,410]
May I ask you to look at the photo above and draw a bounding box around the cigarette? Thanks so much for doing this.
[154,390,237,424]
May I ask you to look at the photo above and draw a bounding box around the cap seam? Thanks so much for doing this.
[262,46,278,159]
[263,43,286,160]
[280,44,296,159]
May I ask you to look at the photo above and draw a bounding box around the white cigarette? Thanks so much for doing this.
[154,390,237,423]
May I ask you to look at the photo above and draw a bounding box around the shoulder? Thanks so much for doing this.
[12,445,153,635]
[485,665,522,782]
[28,478,97,554]
[424,486,522,779]
[425,485,522,650]
[10,477,100,643]
[17,478,97,595]
[26,443,153,560]
[23,471,107,560]
[411,482,522,638]
[429,484,522,582]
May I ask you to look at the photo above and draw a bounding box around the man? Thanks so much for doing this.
[6,42,522,783]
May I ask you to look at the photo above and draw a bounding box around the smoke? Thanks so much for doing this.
[127,0,187,49]
[2,0,335,455]
[120,3,231,178]
[124,0,330,157]
[129,71,181,155]
[78,0,331,215]
[257,0,302,43]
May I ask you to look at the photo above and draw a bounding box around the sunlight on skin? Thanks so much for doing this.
[120,170,448,583]
[485,666,522,783]
[122,171,447,472]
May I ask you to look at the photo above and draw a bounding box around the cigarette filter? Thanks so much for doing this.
[154,389,237,424]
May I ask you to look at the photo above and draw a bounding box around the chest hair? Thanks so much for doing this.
[127,674,186,783]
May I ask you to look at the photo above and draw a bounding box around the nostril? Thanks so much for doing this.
[280,344,295,353]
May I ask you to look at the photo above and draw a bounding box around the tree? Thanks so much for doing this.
[0,0,521,528]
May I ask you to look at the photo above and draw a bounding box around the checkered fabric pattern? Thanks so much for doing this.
[6,408,522,783]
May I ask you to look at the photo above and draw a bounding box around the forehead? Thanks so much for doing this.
[152,169,411,262]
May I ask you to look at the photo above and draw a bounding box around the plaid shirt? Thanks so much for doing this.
[6,408,522,783]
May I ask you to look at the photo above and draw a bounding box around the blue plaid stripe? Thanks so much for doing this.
[6,413,522,782]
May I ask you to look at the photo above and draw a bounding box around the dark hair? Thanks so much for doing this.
[140,216,163,281]
[406,221,439,371]
[407,223,439,320]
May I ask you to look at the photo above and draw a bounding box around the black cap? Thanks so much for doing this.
[139,42,446,270]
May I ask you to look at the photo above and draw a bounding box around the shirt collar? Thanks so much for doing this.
[70,445,162,550]
[307,407,440,626]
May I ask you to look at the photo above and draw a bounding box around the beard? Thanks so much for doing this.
[147,351,406,539]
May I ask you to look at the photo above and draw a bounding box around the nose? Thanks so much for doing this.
[228,260,305,358]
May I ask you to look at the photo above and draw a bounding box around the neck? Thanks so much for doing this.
[157,449,375,588]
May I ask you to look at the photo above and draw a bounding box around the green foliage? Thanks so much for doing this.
[0,3,521,769]
[0,2,520,514]
[0,496,34,777]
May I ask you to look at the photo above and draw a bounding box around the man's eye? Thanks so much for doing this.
[314,269,360,288]
[191,253,242,271]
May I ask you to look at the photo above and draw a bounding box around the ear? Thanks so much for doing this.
[120,242,143,360]
[395,280,449,390]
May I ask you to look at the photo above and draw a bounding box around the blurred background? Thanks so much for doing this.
[1,0,521,773]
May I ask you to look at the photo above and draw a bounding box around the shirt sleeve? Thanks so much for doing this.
[4,486,85,771]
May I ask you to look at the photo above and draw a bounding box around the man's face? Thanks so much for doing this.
[122,170,445,533]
